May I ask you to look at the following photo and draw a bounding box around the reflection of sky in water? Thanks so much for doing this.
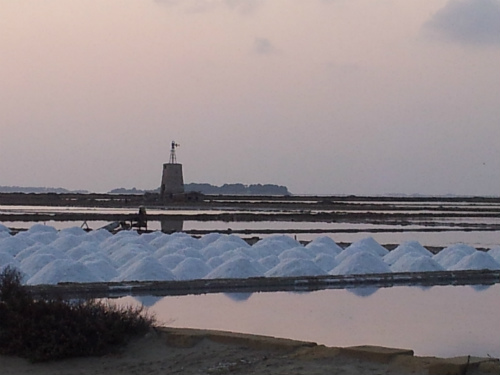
[110,284,500,359]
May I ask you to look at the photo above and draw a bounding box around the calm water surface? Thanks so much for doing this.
[112,284,500,359]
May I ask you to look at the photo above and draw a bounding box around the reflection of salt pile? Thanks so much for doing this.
[0,223,499,285]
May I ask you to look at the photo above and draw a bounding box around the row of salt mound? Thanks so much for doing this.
[1,224,500,284]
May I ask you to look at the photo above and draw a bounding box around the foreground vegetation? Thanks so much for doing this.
[0,267,154,362]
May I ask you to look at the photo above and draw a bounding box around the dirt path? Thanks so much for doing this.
[1,328,499,375]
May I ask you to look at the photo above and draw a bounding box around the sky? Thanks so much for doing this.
[1,0,499,196]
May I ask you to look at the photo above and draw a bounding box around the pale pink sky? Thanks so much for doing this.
[1,0,499,195]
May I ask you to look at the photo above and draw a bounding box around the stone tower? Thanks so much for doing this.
[160,141,184,199]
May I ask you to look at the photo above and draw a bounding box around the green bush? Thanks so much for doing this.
[0,266,154,362]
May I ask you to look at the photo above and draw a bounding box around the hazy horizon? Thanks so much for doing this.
[1,0,499,196]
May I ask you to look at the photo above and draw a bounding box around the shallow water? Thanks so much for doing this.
[111,284,500,359]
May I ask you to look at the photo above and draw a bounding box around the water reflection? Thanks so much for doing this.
[223,292,253,302]
[134,295,163,307]
[346,287,379,297]
[469,284,492,292]
[160,219,184,234]
[110,284,500,359]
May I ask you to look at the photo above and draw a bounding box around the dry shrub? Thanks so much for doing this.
[0,266,154,362]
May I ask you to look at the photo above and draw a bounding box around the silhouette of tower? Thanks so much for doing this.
[160,141,184,200]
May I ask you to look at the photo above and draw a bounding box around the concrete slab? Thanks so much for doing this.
[157,327,317,351]
[339,345,414,363]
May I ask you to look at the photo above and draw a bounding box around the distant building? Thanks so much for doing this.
[160,141,184,200]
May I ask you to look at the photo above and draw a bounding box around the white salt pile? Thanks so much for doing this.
[0,223,499,285]
[305,236,343,256]
[0,223,11,234]
[448,252,500,271]
[205,257,262,279]
[488,246,500,263]
[390,254,444,273]
[383,241,433,266]
[433,244,477,269]
[331,252,391,275]
[265,258,326,277]
[335,237,389,263]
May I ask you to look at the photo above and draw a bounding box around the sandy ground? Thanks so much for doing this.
[1,327,499,375]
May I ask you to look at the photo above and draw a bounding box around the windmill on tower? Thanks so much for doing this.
[160,140,184,200]
[169,141,180,164]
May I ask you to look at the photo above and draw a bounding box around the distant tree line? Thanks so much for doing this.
[109,183,291,195]
[1,183,290,196]
[184,183,290,195]
[0,186,89,194]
